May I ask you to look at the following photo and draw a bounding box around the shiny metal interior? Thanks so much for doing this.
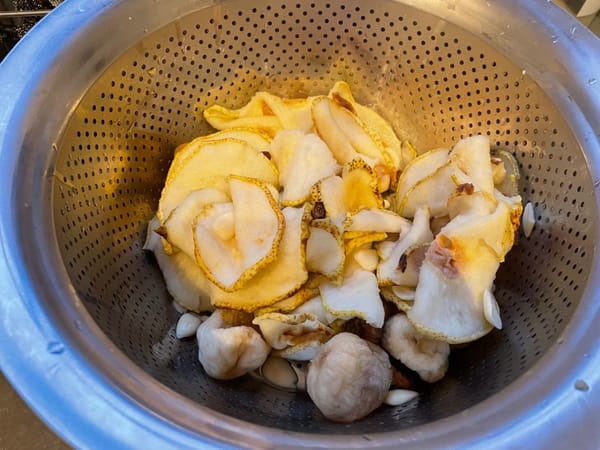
[2,0,600,448]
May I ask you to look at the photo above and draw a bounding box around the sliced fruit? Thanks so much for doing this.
[276,340,323,361]
[210,206,308,312]
[203,94,283,137]
[320,261,385,328]
[328,80,407,171]
[269,130,339,206]
[449,135,494,194]
[395,147,450,202]
[160,188,230,258]
[491,148,521,197]
[312,96,375,166]
[344,208,411,234]
[193,176,284,291]
[397,160,472,218]
[447,188,497,220]
[158,139,278,222]
[252,312,334,350]
[353,247,379,271]
[254,287,319,316]
[144,217,213,313]
[345,231,388,255]
[441,199,515,261]
[174,128,272,166]
[306,221,345,281]
[291,295,338,325]
[408,235,500,343]
[258,92,316,132]
[377,206,433,286]
[380,286,414,313]
[310,161,383,229]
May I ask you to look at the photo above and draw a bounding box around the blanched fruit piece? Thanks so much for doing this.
[312,96,380,167]
[252,312,334,349]
[269,130,339,206]
[441,198,516,262]
[395,147,450,202]
[320,261,385,328]
[380,286,414,313]
[254,287,318,316]
[397,160,472,218]
[193,176,284,291]
[344,208,411,234]
[376,206,433,287]
[291,295,338,325]
[210,206,308,312]
[408,235,500,343]
[144,217,213,313]
[311,161,382,228]
[158,139,278,221]
[491,149,521,197]
[306,222,345,280]
[353,247,379,271]
[382,313,450,383]
[160,188,230,258]
[447,188,497,220]
[203,97,283,137]
[449,135,494,194]
[174,128,272,165]
[328,81,407,170]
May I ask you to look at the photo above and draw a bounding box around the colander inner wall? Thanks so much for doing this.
[51,0,594,432]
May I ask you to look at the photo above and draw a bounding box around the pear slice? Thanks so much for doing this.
[158,139,278,221]
[380,286,414,313]
[193,176,284,291]
[210,206,309,312]
[408,235,500,343]
[174,128,272,165]
[257,92,315,132]
[306,221,345,281]
[203,96,283,137]
[320,261,385,328]
[254,287,319,316]
[345,231,388,255]
[291,295,338,325]
[252,312,334,350]
[312,96,377,167]
[310,161,383,228]
[344,208,412,234]
[447,188,498,220]
[491,149,521,197]
[395,147,450,202]
[276,340,323,361]
[144,217,213,313]
[328,80,406,171]
[397,160,472,218]
[270,130,339,206]
[441,199,516,261]
[160,188,230,258]
[376,206,433,286]
[449,135,494,194]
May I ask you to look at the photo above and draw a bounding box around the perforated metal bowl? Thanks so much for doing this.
[1,0,600,448]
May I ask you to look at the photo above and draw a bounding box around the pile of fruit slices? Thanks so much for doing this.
[144,81,523,421]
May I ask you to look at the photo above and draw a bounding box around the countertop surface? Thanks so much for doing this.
[0,373,68,449]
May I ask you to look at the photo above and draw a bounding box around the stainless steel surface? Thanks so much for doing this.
[0,0,599,449]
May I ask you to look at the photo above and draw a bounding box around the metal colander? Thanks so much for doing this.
[1,0,600,448]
